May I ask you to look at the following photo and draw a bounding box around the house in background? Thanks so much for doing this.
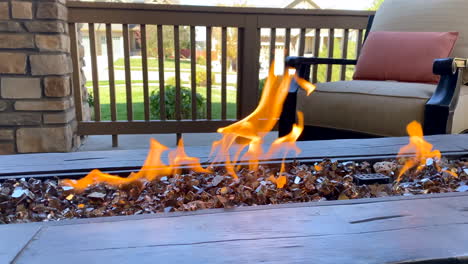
[80,0,351,74]
[81,24,141,59]
[259,0,350,71]
[80,0,179,59]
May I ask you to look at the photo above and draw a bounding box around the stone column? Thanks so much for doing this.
[0,0,78,154]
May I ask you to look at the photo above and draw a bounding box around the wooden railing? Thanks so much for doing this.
[67,1,374,146]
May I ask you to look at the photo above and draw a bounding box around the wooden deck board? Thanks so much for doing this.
[1,134,468,175]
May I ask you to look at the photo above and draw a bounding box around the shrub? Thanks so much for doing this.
[196,55,207,66]
[165,76,176,86]
[150,85,206,120]
[87,91,94,107]
[195,69,216,86]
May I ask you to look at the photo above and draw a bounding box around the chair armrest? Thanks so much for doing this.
[424,58,466,135]
[285,56,357,69]
[280,56,357,137]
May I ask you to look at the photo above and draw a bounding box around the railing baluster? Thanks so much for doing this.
[174,25,181,121]
[299,28,306,56]
[65,3,373,139]
[157,25,166,120]
[269,28,276,65]
[140,24,150,121]
[285,28,291,58]
[326,28,334,82]
[106,24,118,147]
[221,26,227,120]
[88,23,100,121]
[123,24,133,121]
[357,29,364,58]
[190,26,197,120]
[69,23,83,123]
[312,28,321,83]
[340,28,349,81]
[236,27,242,120]
[206,26,212,120]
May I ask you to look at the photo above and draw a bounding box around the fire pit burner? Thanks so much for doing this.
[353,173,391,185]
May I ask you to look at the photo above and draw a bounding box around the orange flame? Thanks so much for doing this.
[266,112,304,188]
[210,64,314,179]
[396,121,457,181]
[62,63,316,191]
[61,139,173,192]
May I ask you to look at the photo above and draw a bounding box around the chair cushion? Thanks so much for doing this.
[296,80,436,137]
[371,0,468,83]
[353,31,458,84]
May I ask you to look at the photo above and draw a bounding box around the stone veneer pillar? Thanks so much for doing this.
[0,0,79,154]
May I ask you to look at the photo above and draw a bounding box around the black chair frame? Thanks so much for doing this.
[279,15,466,140]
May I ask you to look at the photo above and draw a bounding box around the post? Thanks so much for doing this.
[0,0,80,154]
[237,15,260,118]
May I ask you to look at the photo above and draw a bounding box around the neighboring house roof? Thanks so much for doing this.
[145,0,179,4]
[284,0,320,9]
[260,0,321,38]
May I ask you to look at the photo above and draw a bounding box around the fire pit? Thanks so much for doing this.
[1,133,467,224]
[1,66,468,263]
[1,67,468,224]
[1,134,468,263]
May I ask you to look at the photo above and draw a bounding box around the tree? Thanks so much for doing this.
[213,1,248,71]
[145,25,191,59]
[369,0,385,10]
[212,27,239,71]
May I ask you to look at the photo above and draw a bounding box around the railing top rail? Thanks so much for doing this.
[67,1,375,18]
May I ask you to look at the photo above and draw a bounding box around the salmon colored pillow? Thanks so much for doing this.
[353,31,459,84]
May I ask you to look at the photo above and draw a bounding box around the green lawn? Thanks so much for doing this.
[114,58,195,70]
[87,81,237,121]
[113,57,237,74]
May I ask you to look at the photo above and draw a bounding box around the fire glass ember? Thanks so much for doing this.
[1,154,467,224]
[1,65,467,224]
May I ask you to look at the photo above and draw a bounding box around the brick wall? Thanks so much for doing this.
[0,0,79,154]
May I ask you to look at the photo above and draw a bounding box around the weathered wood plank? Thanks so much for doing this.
[12,195,468,264]
[0,224,42,264]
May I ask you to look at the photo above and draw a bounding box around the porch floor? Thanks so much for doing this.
[77,132,278,151]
